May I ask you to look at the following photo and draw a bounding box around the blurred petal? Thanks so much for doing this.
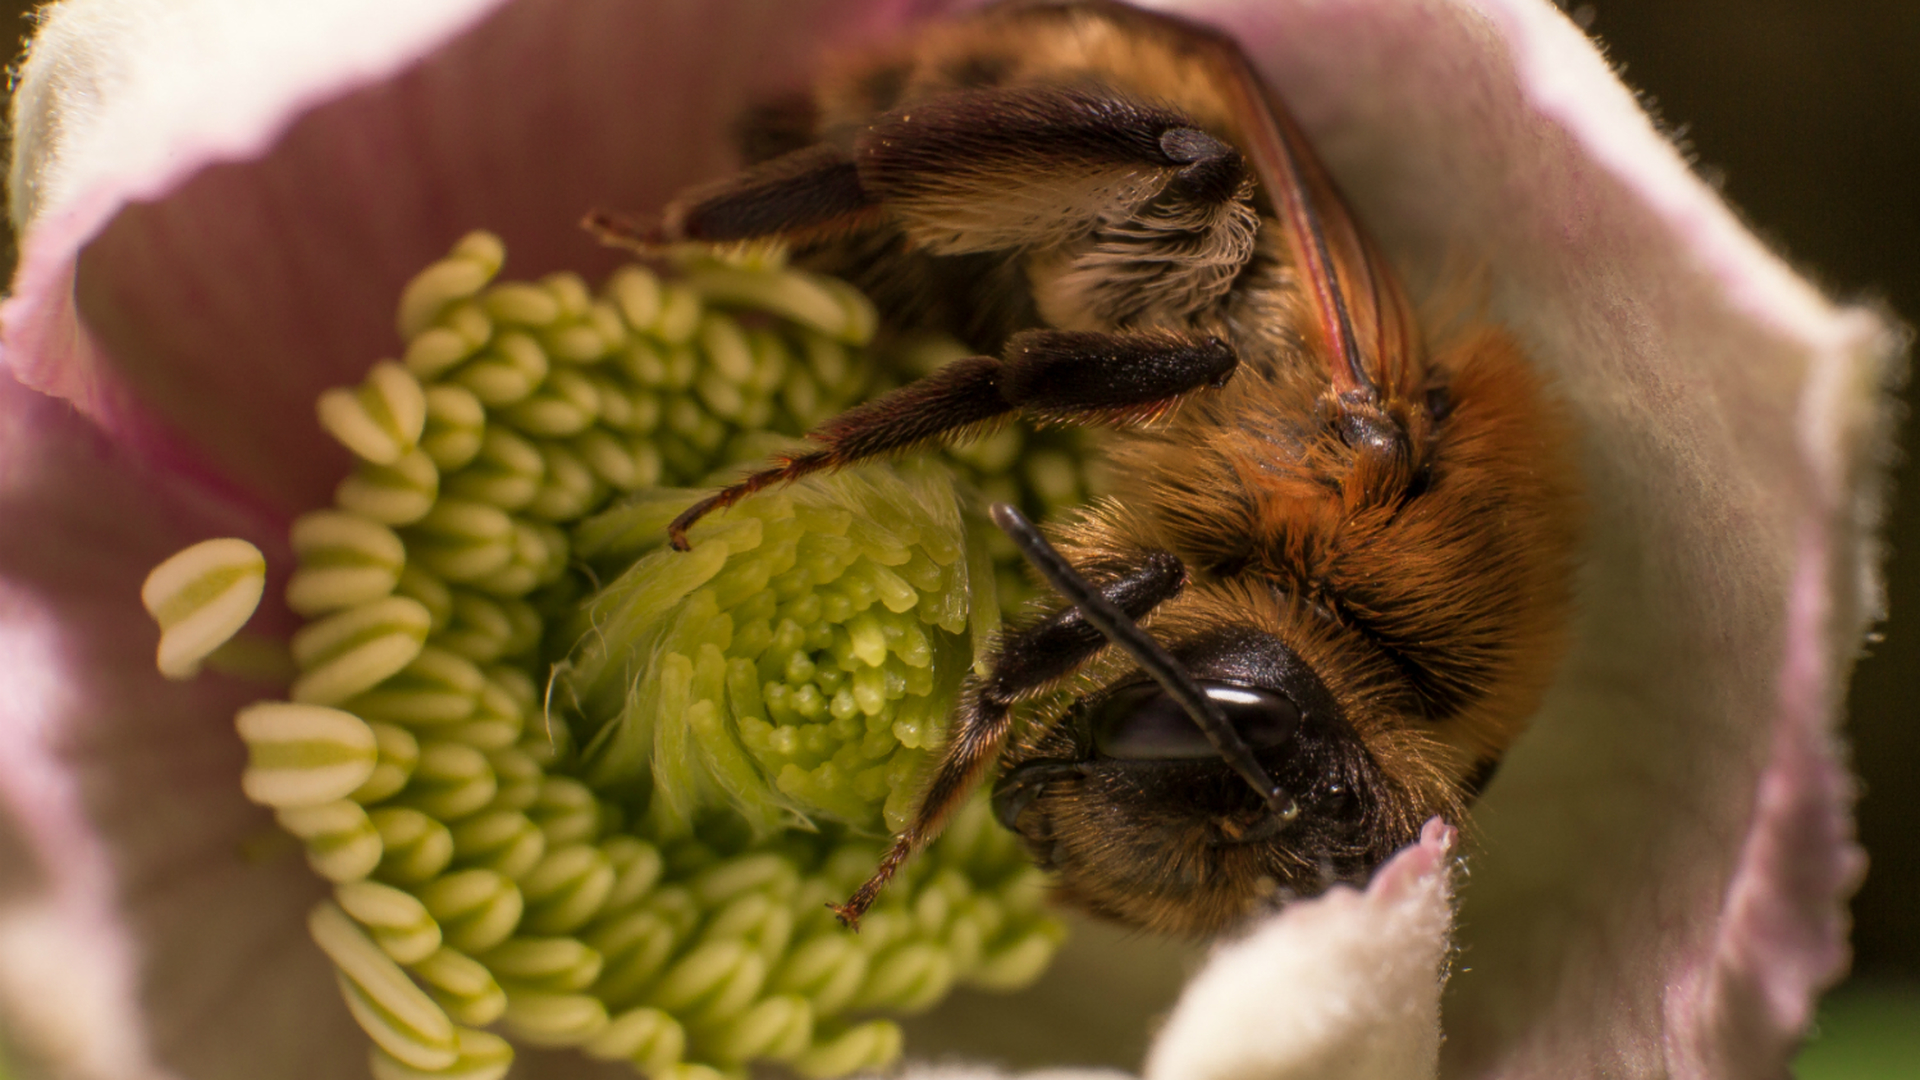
[4,0,506,508]
[0,375,346,1080]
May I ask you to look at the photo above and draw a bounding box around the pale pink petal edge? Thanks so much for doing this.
[1479,0,1889,1071]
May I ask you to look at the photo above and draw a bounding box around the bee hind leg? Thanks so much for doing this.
[830,551,1189,929]
[666,328,1237,548]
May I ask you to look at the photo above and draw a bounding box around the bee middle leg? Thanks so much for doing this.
[829,549,1188,928]
[667,327,1237,548]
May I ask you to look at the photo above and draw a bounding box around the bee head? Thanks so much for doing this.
[991,625,1423,937]
[986,505,1431,938]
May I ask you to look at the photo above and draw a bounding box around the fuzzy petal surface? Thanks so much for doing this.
[1142,820,1455,1080]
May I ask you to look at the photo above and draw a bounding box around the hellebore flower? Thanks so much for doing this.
[0,0,1897,1078]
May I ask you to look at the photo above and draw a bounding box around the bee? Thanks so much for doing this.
[592,0,1580,937]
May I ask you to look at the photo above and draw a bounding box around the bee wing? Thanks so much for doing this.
[1175,15,1423,406]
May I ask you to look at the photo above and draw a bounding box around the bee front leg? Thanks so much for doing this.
[830,551,1188,928]
[667,327,1237,548]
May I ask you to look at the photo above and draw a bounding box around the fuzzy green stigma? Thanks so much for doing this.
[145,233,1099,1080]
[560,465,994,840]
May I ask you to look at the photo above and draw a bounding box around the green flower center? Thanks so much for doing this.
[146,233,1099,1080]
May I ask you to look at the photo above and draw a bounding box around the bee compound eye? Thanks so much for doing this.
[1090,681,1299,761]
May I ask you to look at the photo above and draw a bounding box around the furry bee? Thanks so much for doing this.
[595,0,1580,937]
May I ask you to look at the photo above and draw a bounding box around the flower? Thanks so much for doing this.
[0,0,1896,1078]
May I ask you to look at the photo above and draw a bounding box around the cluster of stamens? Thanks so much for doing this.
[141,233,1100,1080]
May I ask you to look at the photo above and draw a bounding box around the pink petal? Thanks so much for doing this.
[4,0,933,515]
[1662,524,1869,1077]
[4,0,506,513]
[0,374,346,1080]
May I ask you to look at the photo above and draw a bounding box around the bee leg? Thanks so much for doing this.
[667,328,1237,548]
[597,85,1252,275]
[829,552,1188,929]
[853,86,1260,324]
[586,142,882,250]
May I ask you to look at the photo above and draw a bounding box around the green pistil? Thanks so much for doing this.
[563,467,980,839]
[202,233,1099,1080]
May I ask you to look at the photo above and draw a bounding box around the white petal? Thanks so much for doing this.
[9,0,503,233]
[1144,822,1454,1080]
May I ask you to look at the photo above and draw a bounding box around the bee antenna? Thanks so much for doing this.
[989,504,1298,821]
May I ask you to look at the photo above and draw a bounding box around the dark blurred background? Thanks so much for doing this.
[0,0,1912,1002]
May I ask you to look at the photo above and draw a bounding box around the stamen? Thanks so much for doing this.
[795,1022,904,1079]
[581,1006,685,1071]
[337,448,441,526]
[310,899,461,1069]
[276,799,384,882]
[370,805,451,884]
[235,701,379,807]
[418,869,523,954]
[289,596,433,706]
[337,879,444,964]
[286,511,408,615]
[318,361,428,466]
[140,537,266,679]
[372,1027,514,1080]
[500,990,610,1046]
[420,385,487,470]
[397,231,505,339]
[410,947,508,1026]
[356,726,423,805]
